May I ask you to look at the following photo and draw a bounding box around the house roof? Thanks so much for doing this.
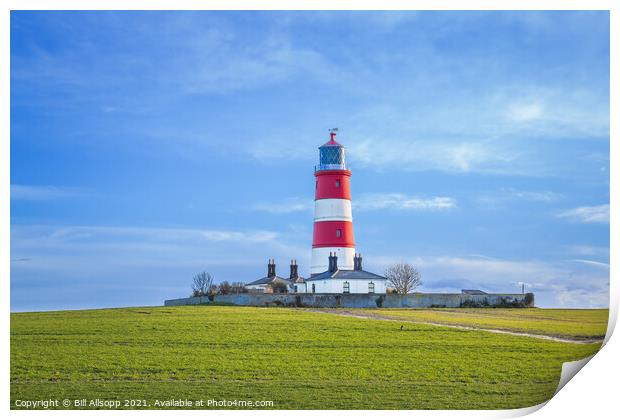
[246,276,291,286]
[307,269,386,281]
[320,138,343,148]
[462,289,487,295]
[291,275,306,284]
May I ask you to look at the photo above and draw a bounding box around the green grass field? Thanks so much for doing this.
[11,306,605,410]
[344,308,609,340]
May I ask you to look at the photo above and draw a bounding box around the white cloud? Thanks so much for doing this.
[179,40,330,95]
[499,188,562,202]
[252,197,312,214]
[162,85,605,175]
[201,229,279,242]
[555,288,610,308]
[409,255,560,283]
[493,87,609,139]
[477,188,563,209]
[10,224,303,278]
[507,101,544,122]
[557,204,609,223]
[347,138,516,174]
[10,223,311,311]
[569,259,610,269]
[11,184,92,200]
[567,245,610,258]
[12,14,339,109]
[283,11,418,28]
[354,193,456,211]
[25,225,280,244]
[331,86,608,175]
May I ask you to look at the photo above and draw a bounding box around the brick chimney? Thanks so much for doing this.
[267,259,276,277]
[289,260,298,279]
[328,252,338,273]
[354,253,363,270]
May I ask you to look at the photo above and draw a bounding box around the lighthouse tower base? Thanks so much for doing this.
[311,247,355,275]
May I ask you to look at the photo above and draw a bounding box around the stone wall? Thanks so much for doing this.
[164,292,532,308]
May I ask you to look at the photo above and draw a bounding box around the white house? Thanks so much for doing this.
[297,253,387,294]
[246,260,303,293]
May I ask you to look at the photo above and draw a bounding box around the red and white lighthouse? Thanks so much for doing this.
[311,130,356,274]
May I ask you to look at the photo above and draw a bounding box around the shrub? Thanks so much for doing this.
[271,281,289,294]
[460,298,490,308]
[231,282,249,294]
[217,281,232,295]
[461,295,534,308]
[524,292,535,307]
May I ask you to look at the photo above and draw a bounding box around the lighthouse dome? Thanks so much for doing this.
[317,132,348,171]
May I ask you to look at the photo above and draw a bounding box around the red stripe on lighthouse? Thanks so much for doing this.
[312,220,355,248]
[315,170,351,200]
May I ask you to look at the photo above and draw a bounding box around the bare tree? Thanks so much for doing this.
[385,263,422,294]
[191,271,215,297]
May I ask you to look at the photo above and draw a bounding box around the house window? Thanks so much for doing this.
[368,282,375,294]
[343,281,350,294]
[312,284,316,294]
[335,179,341,187]
[294,285,298,293]
[336,229,342,238]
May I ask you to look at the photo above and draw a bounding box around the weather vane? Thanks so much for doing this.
[328,128,339,133]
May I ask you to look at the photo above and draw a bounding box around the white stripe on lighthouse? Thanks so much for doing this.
[313,198,352,222]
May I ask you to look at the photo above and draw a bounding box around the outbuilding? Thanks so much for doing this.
[246,259,293,293]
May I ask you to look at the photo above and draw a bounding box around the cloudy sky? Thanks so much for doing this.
[10,11,609,311]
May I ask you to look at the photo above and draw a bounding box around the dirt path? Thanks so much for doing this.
[304,309,603,345]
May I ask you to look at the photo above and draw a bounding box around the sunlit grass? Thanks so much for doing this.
[11,306,603,409]
[344,308,609,339]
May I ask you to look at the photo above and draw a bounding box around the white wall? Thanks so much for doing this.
[303,279,387,294]
[293,283,308,294]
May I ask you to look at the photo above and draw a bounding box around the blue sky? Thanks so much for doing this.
[10,11,609,311]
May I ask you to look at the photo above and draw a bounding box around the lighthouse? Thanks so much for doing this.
[311,129,356,275]
[245,128,387,295]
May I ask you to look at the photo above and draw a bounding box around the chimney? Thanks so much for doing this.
[354,253,362,270]
[267,259,276,277]
[290,259,298,279]
[329,252,338,273]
